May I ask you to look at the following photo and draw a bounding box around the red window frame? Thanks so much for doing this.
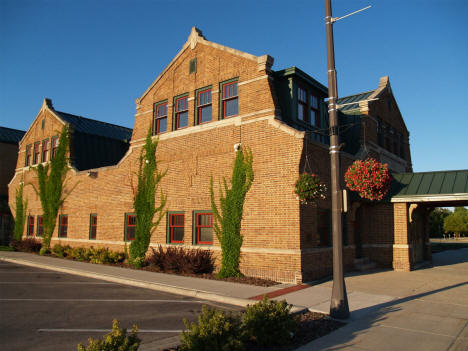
[126,214,136,241]
[197,89,212,124]
[59,215,68,238]
[37,216,43,237]
[297,87,308,123]
[90,214,97,240]
[169,213,184,243]
[196,213,213,245]
[175,96,188,130]
[310,94,320,127]
[33,142,40,164]
[25,145,32,166]
[51,136,59,159]
[222,81,238,118]
[41,139,49,162]
[27,216,34,236]
[153,102,167,135]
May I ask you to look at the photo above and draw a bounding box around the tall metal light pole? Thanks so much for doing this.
[325,0,349,319]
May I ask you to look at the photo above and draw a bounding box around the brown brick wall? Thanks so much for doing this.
[0,142,19,198]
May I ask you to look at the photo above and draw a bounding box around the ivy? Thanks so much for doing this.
[210,148,253,278]
[13,179,27,241]
[129,129,167,267]
[31,126,75,254]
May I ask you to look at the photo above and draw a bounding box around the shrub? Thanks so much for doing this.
[181,305,243,351]
[77,319,140,351]
[10,238,42,253]
[52,244,72,258]
[146,245,214,274]
[242,296,298,347]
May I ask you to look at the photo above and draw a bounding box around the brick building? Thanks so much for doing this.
[8,28,418,283]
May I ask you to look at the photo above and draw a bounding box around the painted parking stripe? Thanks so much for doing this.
[0,282,115,284]
[38,328,184,333]
[0,298,206,303]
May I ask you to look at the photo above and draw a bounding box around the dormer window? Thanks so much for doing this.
[298,87,308,123]
[310,94,320,127]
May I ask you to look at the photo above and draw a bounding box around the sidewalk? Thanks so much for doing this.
[1,249,467,350]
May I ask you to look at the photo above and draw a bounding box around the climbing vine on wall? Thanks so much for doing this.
[13,179,28,241]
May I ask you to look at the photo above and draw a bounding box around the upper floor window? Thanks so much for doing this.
[197,88,212,124]
[41,139,49,163]
[125,213,136,241]
[25,145,32,166]
[51,136,59,159]
[37,216,43,237]
[174,95,189,130]
[33,142,40,164]
[89,214,97,240]
[59,215,68,238]
[194,212,213,245]
[297,87,308,123]
[27,215,34,236]
[153,102,167,135]
[168,212,184,244]
[310,94,320,127]
[221,80,238,118]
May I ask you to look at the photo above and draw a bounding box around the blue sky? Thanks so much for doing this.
[1,0,467,172]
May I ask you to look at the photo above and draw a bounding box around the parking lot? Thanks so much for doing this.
[0,260,241,350]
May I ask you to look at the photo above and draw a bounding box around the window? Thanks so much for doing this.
[25,145,32,166]
[125,213,136,241]
[194,212,213,245]
[317,209,331,247]
[33,142,40,164]
[41,139,49,163]
[153,102,167,135]
[37,216,43,237]
[310,94,320,127]
[51,136,59,159]
[174,95,188,130]
[167,212,184,244]
[196,88,212,124]
[59,215,68,238]
[221,80,238,118]
[89,214,97,240]
[27,215,34,236]
[297,87,308,123]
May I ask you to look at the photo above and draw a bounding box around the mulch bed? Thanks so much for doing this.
[164,311,345,351]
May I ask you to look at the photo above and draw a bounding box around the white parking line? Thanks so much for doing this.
[38,329,184,333]
[1,298,206,303]
[0,282,114,284]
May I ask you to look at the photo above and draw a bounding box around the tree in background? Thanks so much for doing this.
[13,179,27,241]
[129,129,167,267]
[444,207,468,237]
[429,207,451,238]
[210,148,253,278]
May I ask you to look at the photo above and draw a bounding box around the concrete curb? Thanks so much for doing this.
[0,257,308,314]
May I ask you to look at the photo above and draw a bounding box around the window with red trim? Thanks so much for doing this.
[297,87,308,123]
[33,142,40,164]
[169,213,184,243]
[222,80,238,118]
[310,94,320,127]
[197,89,212,124]
[125,214,136,241]
[27,216,34,236]
[90,214,97,240]
[59,215,68,238]
[175,96,188,130]
[153,102,167,135]
[41,139,49,162]
[37,216,43,237]
[25,145,32,166]
[51,136,59,159]
[195,213,213,245]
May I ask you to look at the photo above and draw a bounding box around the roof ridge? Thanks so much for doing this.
[55,110,132,131]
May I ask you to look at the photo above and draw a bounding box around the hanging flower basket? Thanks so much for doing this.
[344,158,391,201]
[295,173,327,204]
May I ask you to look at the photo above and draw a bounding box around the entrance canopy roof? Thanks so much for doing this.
[390,170,468,204]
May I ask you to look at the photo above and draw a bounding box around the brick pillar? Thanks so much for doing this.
[393,202,411,271]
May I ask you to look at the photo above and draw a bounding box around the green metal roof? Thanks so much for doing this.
[390,170,468,202]
[337,90,375,112]
[0,126,25,144]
